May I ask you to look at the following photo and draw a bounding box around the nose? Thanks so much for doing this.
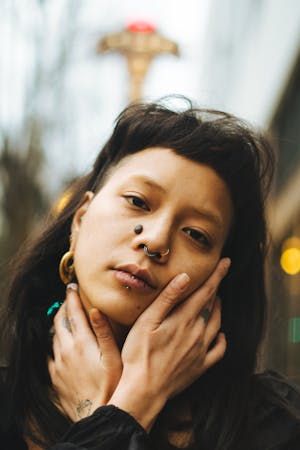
[132,217,173,262]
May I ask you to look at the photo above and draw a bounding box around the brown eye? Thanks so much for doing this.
[183,228,211,248]
[124,195,149,211]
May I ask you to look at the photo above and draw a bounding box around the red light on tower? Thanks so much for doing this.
[126,20,156,34]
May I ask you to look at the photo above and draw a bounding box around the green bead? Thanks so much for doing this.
[47,301,63,317]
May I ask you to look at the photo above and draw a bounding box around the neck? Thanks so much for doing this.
[107,318,130,349]
[78,286,130,350]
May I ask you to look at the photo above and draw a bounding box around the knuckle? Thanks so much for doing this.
[73,335,85,350]
[97,330,112,342]
[59,347,69,361]
[60,340,74,357]
[93,317,107,329]
[139,316,160,330]
[161,285,180,303]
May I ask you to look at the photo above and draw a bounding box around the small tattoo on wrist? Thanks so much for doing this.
[76,399,93,419]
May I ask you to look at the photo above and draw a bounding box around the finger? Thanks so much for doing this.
[65,284,95,339]
[203,332,226,370]
[203,297,221,348]
[48,357,60,389]
[48,356,55,379]
[199,306,212,325]
[199,258,230,301]
[53,301,73,346]
[52,332,62,362]
[182,258,230,317]
[142,273,191,325]
[89,308,121,364]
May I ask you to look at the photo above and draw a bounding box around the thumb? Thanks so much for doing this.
[89,308,121,364]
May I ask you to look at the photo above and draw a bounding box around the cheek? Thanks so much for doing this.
[183,255,220,293]
[73,218,109,284]
[74,206,122,267]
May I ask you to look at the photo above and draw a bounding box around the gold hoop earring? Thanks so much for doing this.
[59,251,75,284]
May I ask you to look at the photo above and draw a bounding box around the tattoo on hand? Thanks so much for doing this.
[76,399,93,419]
[62,316,72,333]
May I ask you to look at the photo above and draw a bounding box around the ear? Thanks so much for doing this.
[70,191,94,250]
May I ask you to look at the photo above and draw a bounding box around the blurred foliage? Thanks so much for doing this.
[0,0,81,289]
[0,119,50,286]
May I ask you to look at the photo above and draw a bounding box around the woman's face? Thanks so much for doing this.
[71,147,233,326]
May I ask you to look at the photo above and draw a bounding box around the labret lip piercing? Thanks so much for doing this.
[124,224,170,290]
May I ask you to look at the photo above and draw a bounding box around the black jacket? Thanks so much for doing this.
[1,369,300,450]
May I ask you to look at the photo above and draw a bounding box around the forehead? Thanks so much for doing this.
[111,148,226,196]
[106,147,233,232]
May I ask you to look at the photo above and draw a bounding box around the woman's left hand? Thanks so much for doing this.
[48,284,123,422]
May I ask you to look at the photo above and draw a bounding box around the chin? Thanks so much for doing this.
[100,309,140,327]
[82,289,143,325]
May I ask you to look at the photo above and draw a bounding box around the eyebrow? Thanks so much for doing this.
[128,175,223,230]
[129,175,167,193]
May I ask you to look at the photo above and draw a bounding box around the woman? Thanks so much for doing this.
[1,98,299,450]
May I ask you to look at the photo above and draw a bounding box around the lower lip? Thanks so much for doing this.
[113,270,154,293]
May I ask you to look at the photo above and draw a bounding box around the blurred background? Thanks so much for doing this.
[1,0,300,381]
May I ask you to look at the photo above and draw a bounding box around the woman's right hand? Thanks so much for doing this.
[48,284,123,422]
[108,257,231,431]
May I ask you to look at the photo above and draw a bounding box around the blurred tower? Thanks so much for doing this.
[97,20,179,102]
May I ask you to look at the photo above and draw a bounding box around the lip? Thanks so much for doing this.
[113,270,154,293]
[113,263,157,289]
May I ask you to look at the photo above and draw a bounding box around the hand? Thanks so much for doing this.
[108,258,230,431]
[48,284,123,422]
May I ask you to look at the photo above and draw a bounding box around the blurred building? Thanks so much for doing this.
[201,0,300,381]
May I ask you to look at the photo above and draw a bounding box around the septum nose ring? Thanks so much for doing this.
[143,245,170,259]
[134,224,170,259]
[124,224,170,290]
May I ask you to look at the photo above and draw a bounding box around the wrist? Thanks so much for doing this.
[107,376,166,432]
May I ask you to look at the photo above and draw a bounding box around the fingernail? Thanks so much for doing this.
[90,309,102,325]
[173,273,190,290]
[92,316,102,326]
[67,283,78,292]
[219,332,226,340]
[222,258,231,271]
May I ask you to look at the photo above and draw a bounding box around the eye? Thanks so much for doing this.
[183,228,211,248]
[124,195,149,211]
